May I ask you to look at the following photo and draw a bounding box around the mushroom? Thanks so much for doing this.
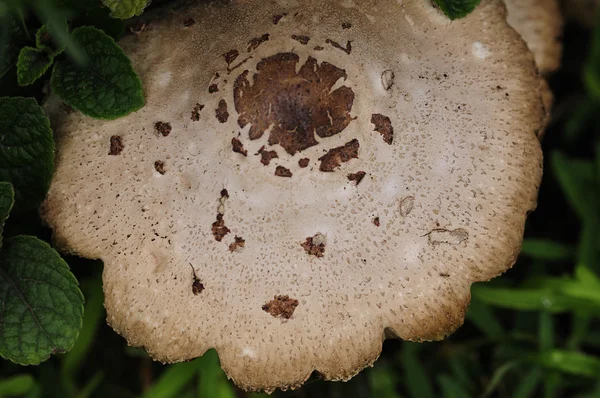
[504,0,563,138]
[42,0,545,392]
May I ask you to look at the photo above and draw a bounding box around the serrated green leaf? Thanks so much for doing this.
[101,0,151,19]
[0,97,54,212]
[432,0,482,20]
[36,18,69,57]
[51,26,144,119]
[0,236,84,365]
[521,239,574,261]
[0,182,14,248]
[17,47,54,86]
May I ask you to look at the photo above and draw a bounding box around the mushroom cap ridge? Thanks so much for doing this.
[42,0,545,392]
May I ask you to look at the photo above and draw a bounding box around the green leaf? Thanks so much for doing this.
[483,361,520,397]
[520,239,574,261]
[36,18,69,57]
[585,14,600,101]
[197,350,235,398]
[432,0,482,20]
[438,374,470,398]
[0,374,36,396]
[0,181,14,248]
[0,236,84,365]
[51,26,144,119]
[400,343,435,398]
[0,97,54,212]
[513,367,542,398]
[17,47,54,86]
[551,152,596,219]
[101,0,151,19]
[535,350,600,378]
[0,12,29,80]
[466,299,504,339]
[142,360,200,398]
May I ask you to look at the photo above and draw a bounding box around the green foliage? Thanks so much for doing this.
[0,374,36,396]
[17,46,53,86]
[35,18,69,56]
[0,236,84,365]
[0,11,29,80]
[51,26,145,119]
[101,0,151,19]
[0,182,14,248]
[432,0,482,20]
[0,97,54,212]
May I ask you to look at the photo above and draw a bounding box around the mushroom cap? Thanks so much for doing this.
[42,0,545,392]
[504,0,564,75]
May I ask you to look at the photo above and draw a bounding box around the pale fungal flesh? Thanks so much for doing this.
[42,0,545,392]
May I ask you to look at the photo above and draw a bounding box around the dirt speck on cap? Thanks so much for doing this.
[183,17,195,27]
[191,103,204,121]
[155,121,172,137]
[371,114,394,145]
[220,189,229,199]
[298,158,310,168]
[347,171,366,185]
[262,295,299,319]
[248,34,270,52]
[326,39,352,54]
[154,161,166,174]
[400,196,415,217]
[232,138,248,156]
[275,166,293,177]
[318,139,360,172]
[291,35,310,45]
[209,84,219,93]
[373,217,380,227]
[427,228,469,246]
[212,214,230,242]
[314,46,324,51]
[301,233,325,257]
[229,236,245,252]
[342,22,352,29]
[216,100,229,123]
[258,146,279,166]
[109,135,124,155]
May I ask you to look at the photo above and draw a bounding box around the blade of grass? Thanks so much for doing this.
[513,367,542,398]
[437,374,470,398]
[466,299,504,339]
[521,239,574,261]
[539,312,555,351]
[196,350,235,398]
[142,360,200,398]
[400,343,435,398]
[75,372,104,398]
[534,350,600,378]
[0,374,36,396]
[482,361,520,397]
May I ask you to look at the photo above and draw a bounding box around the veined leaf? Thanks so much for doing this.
[101,0,151,19]
[36,17,69,57]
[0,236,84,365]
[0,97,54,212]
[0,182,14,248]
[17,47,53,86]
[51,26,144,119]
[432,0,482,20]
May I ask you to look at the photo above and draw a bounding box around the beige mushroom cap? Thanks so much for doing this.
[42,0,545,392]
[504,0,563,75]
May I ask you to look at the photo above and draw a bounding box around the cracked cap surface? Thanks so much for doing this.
[42,0,545,392]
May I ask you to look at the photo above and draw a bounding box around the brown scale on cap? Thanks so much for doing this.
[247,34,269,52]
[154,161,166,174]
[208,84,219,93]
[228,236,245,252]
[272,14,286,25]
[326,39,352,55]
[211,214,230,242]
[183,17,195,27]
[234,53,355,155]
[215,100,229,123]
[373,217,381,227]
[298,158,310,168]
[371,114,394,145]
[319,139,360,172]
[191,103,204,121]
[154,121,171,137]
[347,171,366,185]
[275,166,293,178]
[262,295,299,319]
[301,234,325,257]
[189,265,204,295]
[223,50,239,67]
[231,137,247,156]
[291,35,310,45]
[109,135,123,155]
[342,22,352,29]
[257,146,279,166]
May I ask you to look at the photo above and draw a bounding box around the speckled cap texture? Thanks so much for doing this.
[42,0,545,392]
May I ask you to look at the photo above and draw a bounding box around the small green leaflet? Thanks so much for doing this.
[0,12,29,80]
[0,97,54,212]
[17,47,53,86]
[101,0,151,19]
[35,18,69,57]
[0,182,14,248]
[433,0,482,20]
[0,236,84,365]
[51,26,145,119]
